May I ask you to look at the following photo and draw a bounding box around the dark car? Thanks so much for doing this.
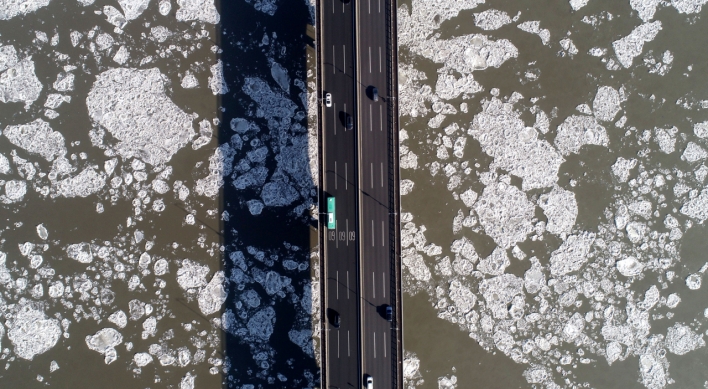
[332,311,341,328]
[372,86,379,102]
[345,114,353,130]
[385,305,393,322]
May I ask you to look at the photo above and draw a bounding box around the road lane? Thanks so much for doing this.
[321,0,360,388]
[356,0,395,387]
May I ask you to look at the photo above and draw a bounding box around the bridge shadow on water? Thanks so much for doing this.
[213,0,320,387]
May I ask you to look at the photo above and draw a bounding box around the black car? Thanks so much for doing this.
[345,115,353,130]
[384,305,393,322]
[332,311,341,328]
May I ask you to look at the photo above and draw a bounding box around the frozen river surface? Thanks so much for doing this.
[0,0,320,388]
[398,0,708,388]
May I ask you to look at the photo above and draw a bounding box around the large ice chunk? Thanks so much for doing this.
[474,181,534,249]
[612,21,662,68]
[0,58,43,104]
[554,115,608,156]
[0,0,51,20]
[197,271,227,315]
[176,0,220,24]
[176,259,210,290]
[118,0,150,20]
[549,232,595,276]
[539,186,578,236]
[85,328,123,364]
[3,119,66,161]
[469,97,563,190]
[7,303,61,360]
[87,68,195,165]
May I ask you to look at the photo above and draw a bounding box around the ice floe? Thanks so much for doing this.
[613,21,662,68]
[469,97,563,190]
[0,58,42,105]
[549,232,595,276]
[681,142,707,163]
[593,86,622,122]
[474,181,534,249]
[245,0,278,15]
[0,0,50,20]
[118,0,150,21]
[569,0,590,10]
[208,60,228,95]
[539,186,577,236]
[3,119,66,161]
[176,259,210,290]
[517,21,550,46]
[87,68,196,165]
[473,9,511,31]
[197,271,226,315]
[7,303,61,360]
[671,0,708,14]
[665,323,705,355]
[55,167,106,198]
[85,328,123,364]
[554,115,608,156]
[631,0,662,21]
[176,0,220,24]
[611,157,637,183]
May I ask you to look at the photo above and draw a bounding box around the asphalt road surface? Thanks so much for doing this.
[321,0,361,388]
[355,0,395,388]
[320,0,397,387]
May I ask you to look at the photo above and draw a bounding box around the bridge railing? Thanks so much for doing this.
[384,0,403,388]
[314,0,328,388]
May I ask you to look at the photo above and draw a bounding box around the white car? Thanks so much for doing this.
[325,93,332,107]
[365,375,373,389]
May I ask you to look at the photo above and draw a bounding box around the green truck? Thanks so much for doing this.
[327,197,336,229]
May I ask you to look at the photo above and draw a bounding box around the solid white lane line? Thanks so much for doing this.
[334,161,337,190]
[347,271,350,299]
[380,162,383,187]
[371,219,374,246]
[379,47,382,72]
[336,270,339,299]
[332,0,334,13]
[374,332,377,358]
[370,163,373,188]
[378,0,381,13]
[379,105,383,131]
[368,0,370,14]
